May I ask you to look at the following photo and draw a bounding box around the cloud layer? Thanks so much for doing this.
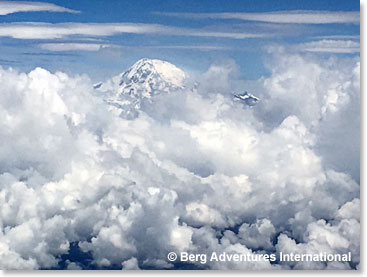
[0,1,78,15]
[39,42,118,52]
[158,10,360,24]
[0,22,264,40]
[297,39,360,53]
[0,50,360,269]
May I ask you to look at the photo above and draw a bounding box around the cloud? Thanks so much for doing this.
[158,10,359,24]
[276,201,360,270]
[257,46,360,181]
[38,42,231,52]
[194,59,241,94]
[147,45,232,51]
[0,22,265,40]
[0,50,360,269]
[297,39,360,53]
[0,1,79,15]
[312,35,359,40]
[39,42,120,52]
[237,219,276,250]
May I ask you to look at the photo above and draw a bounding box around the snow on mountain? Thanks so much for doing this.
[95,58,186,118]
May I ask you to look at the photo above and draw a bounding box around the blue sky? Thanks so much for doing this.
[0,0,360,81]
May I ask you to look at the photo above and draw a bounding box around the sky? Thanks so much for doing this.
[0,0,360,81]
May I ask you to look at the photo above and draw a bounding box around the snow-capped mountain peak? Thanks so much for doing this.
[122,58,185,88]
[95,58,187,118]
[96,58,186,98]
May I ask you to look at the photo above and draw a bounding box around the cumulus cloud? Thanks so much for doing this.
[256,47,360,180]
[0,50,360,270]
[158,10,360,24]
[237,219,276,250]
[276,200,360,270]
[195,59,241,94]
[0,1,79,15]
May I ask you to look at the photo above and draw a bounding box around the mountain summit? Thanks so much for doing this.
[119,58,186,96]
[95,58,186,97]
[95,58,186,118]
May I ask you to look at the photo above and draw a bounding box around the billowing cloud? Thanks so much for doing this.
[158,10,360,24]
[0,50,360,270]
[0,1,79,15]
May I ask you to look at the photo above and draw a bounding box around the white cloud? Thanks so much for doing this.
[159,10,359,24]
[147,45,231,51]
[38,42,231,53]
[237,219,276,250]
[257,47,360,180]
[0,50,360,269]
[39,43,120,52]
[122,257,140,269]
[0,22,264,40]
[312,35,359,40]
[276,201,360,270]
[0,1,78,15]
[298,39,360,53]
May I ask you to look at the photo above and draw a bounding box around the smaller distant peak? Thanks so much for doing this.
[234,91,260,107]
[93,82,102,89]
